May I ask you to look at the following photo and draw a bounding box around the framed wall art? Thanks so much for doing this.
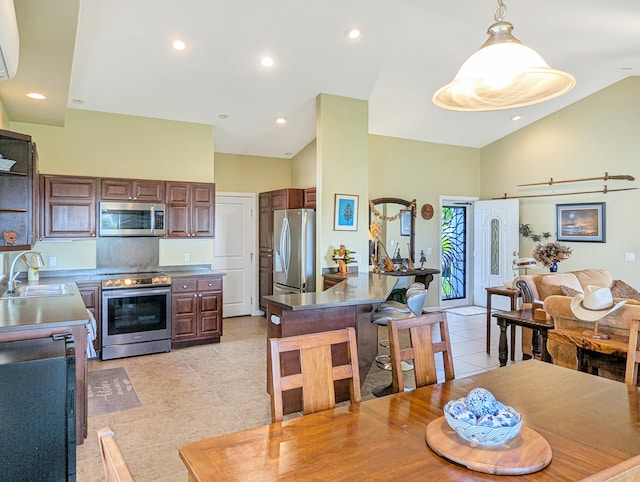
[334,194,358,231]
[556,202,605,243]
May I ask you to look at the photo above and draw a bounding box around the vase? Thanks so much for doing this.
[549,263,558,273]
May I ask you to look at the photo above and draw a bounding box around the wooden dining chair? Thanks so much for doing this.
[388,312,455,393]
[269,327,361,423]
[97,426,135,482]
[580,453,640,481]
[625,319,640,386]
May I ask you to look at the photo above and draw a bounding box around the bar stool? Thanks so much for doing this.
[371,289,427,388]
[376,282,425,313]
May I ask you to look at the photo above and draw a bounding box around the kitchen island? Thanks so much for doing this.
[265,272,398,414]
[0,282,90,444]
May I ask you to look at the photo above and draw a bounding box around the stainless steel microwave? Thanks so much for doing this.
[99,202,166,237]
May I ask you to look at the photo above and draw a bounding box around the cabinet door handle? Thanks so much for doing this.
[193,293,198,298]
[183,285,188,289]
[207,283,212,287]
[198,293,202,297]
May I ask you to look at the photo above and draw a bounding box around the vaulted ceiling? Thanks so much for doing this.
[2,0,639,158]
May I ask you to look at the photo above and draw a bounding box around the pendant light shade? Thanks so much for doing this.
[433,5,575,112]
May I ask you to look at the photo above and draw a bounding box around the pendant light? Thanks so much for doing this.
[433,0,575,111]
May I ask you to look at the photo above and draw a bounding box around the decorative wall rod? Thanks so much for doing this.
[517,172,634,187]
[493,185,638,200]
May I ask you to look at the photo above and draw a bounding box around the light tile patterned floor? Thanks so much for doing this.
[76,309,524,481]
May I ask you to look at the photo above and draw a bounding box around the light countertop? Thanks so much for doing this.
[0,281,89,332]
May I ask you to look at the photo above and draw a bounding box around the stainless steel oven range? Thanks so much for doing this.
[101,272,172,360]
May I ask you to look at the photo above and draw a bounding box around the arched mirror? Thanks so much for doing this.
[369,198,416,268]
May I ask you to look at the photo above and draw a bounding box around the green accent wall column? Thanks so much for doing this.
[316,94,369,283]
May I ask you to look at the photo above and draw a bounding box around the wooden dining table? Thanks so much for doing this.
[179,360,640,481]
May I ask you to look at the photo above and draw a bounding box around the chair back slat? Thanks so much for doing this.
[625,319,640,386]
[269,327,361,422]
[389,312,455,393]
[301,344,335,414]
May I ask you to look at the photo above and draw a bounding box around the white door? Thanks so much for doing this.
[213,193,255,317]
[472,199,519,308]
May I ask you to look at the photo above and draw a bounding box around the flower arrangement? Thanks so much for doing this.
[532,241,573,267]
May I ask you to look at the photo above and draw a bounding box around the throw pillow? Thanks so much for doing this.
[610,279,640,301]
[535,273,582,300]
[560,285,582,297]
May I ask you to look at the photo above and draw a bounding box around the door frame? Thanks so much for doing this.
[214,191,260,316]
[439,196,478,310]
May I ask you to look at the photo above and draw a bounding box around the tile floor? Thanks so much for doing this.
[76,309,524,481]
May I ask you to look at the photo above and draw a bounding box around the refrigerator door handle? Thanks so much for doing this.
[280,217,290,278]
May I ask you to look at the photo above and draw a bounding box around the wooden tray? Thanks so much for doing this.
[425,417,552,475]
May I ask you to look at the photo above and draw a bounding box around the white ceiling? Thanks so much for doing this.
[2,0,640,159]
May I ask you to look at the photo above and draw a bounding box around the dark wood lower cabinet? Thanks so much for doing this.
[171,276,223,348]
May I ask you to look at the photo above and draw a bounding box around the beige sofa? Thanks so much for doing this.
[513,268,613,361]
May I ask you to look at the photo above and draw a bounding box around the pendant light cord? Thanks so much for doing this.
[494,0,507,22]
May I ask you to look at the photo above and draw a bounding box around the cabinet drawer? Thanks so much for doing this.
[172,279,197,293]
[197,278,221,292]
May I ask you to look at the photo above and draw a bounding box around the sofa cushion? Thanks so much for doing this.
[573,268,613,290]
[535,273,582,300]
[610,279,640,301]
[560,285,582,297]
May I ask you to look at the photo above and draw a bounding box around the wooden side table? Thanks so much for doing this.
[493,309,554,366]
[485,286,520,357]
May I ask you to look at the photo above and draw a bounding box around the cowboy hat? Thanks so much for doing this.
[570,285,626,322]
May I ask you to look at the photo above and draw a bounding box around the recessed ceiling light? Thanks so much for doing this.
[173,40,186,51]
[218,114,229,119]
[275,117,287,125]
[71,98,84,105]
[261,56,274,67]
[26,92,46,100]
[285,152,293,156]
[511,115,522,121]
[346,28,361,40]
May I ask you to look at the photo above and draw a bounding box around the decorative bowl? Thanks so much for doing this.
[443,400,522,446]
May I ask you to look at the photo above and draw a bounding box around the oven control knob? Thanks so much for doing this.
[104,280,113,287]
[114,280,121,287]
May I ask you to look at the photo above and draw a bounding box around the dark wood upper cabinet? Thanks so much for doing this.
[100,178,165,202]
[304,187,316,209]
[41,175,97,239]
[166,182,215,238]
[0,129,35,251]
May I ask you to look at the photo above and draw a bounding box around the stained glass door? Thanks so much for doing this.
[441,202,470,308]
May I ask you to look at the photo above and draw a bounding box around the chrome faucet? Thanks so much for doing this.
[7,250,45,293]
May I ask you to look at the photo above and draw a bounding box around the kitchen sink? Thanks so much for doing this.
[0,283,74,299]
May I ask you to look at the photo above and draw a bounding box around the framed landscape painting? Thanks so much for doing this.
[334,194,358,231]
[556,202,605,243]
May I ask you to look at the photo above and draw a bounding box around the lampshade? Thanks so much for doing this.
[433,9,575,111]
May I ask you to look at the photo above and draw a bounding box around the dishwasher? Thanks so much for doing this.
[0,335,76,481]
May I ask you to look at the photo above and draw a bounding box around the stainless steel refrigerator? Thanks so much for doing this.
[273,209,316,295]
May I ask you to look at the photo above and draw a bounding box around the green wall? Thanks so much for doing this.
[214,152,292,193]
[482,76,640,287]
[11,109,214,181]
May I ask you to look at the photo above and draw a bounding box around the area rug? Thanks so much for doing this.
[445,306,487,316]
[88,367,141,416]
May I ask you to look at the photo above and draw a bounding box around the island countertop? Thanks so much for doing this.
[264,272,398,311]
[0,282,89,332]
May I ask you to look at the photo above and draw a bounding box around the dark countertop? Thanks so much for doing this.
[265,272,398,311]
[0,281,89,333]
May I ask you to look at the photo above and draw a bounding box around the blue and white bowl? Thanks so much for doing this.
[443,399,522,446]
